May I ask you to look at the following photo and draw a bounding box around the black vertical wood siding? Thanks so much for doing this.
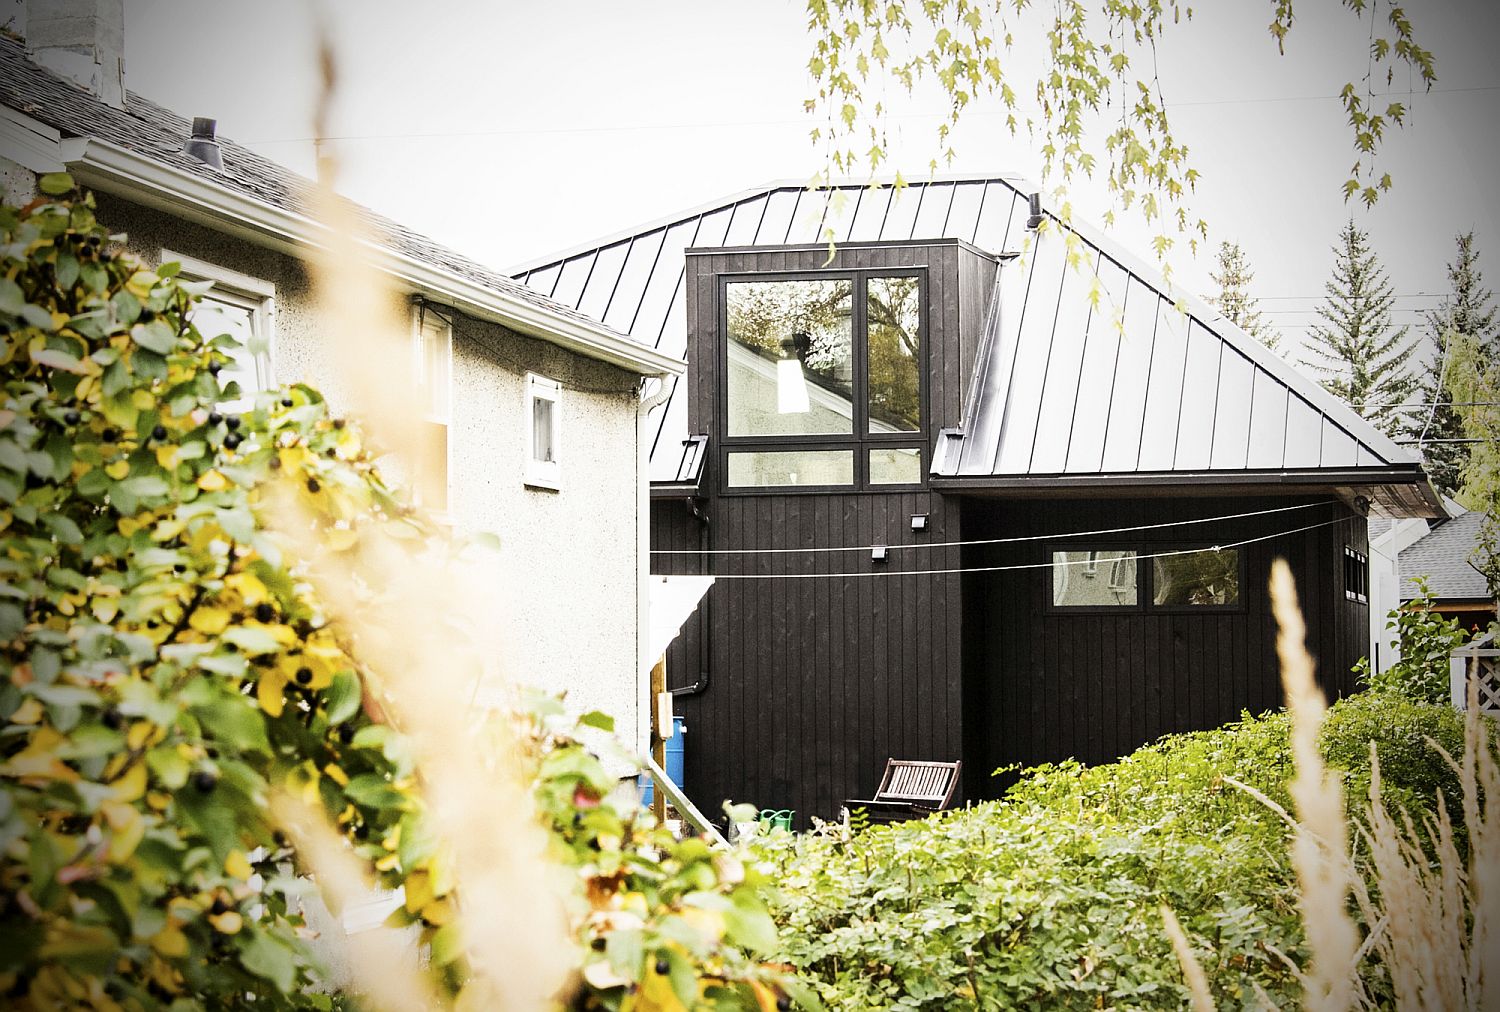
[960,494,1369,801]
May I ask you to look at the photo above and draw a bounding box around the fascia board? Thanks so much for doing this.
[64,138,683,378]
[0,106,68,173]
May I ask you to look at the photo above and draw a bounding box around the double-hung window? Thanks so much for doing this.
[411,304,453,511]
[720,271,924,490]
[165,250,274,412]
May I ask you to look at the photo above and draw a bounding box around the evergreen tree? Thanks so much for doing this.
[1208,240,1281,352]
[1405,232,1496,496]
[1303,219,1417,435]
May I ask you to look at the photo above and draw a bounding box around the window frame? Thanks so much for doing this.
[409,303,454,513]
[716,267,928,494]
[1046,543,1248,614]
[162,249,275,404]
[1344,545,1369,605]
[525,372,562,491]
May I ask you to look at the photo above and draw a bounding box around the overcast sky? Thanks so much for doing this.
[121,0,1500,360]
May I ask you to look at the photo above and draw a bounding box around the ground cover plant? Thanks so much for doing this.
[765,689,1485,1010]
[0,181,806,1010]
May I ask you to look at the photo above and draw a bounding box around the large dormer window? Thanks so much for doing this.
[721,271,924,489]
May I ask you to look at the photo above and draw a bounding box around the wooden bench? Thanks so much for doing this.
[843,759,962,825]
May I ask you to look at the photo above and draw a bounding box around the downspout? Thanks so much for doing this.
[635,377,674,753]
[670,496,712,697]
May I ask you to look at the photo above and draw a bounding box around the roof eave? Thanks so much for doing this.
[63,137,684,378]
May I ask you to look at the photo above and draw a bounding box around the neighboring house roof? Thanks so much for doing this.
[1400,509,1492,602]
[0,33,681,378]
[511,176,1438,514]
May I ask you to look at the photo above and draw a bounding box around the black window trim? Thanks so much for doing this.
[1047,543,1249,614]
[1344,545,1369,605]
[717,268,928,494]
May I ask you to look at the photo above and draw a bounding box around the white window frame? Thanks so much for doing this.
[525,372,562,491]
[410,303,454,513]
[162,249,276,405]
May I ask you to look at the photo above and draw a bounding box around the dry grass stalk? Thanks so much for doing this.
[1269,559,1361,1012]
[271,794,443,1012]
[263,27,577,1010]
[1161,904,1215,1012]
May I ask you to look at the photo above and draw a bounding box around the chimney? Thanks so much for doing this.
[1025,192,1043,231]
[24,0,125,109]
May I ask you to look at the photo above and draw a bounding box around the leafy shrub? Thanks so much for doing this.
[0,182,803,1010]
[1356,577,1469,704]
[768,694,1478,1009]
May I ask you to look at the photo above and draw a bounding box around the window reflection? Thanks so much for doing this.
[1052,550,1138,607]
[867,276,921,432]
[726,279,853,437]
[1153,549,1240,606]
[869,446,922,484]
[193,297,267,408]
[726,449,854,488]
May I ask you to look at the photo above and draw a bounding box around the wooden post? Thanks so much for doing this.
[650,654,667,823]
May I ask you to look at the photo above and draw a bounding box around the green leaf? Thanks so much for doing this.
[117,475,169,499]
[131,320,177,355]
[578,710,616,733]
[323,670,361,725]
[723,891,779,955]
[237,929,299,993]
[38,173,74,196]
[54,253,79,290]
[221,625,282,656]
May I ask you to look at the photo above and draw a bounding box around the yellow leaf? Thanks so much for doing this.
[225,850,252,880]
[154,445,179,470]
[322,763,348,787]
[101,801,144,862]
[126,721,154,751]
[110,762,146,802]
[105,460,130,481]
[278,446,311,472]
[208,910,243,935]
[197,469,228,492]
[404,869,434,913]
[91,598,119,623]
[326,526,358,552]
[257,669,287,718]
[421,898,453,926]
[149,925,188,959]
[188,607,230,636]
[9,698,43,725]
[130,390,155,411]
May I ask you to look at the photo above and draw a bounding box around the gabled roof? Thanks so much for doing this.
[0,34,680,378]
[513,174,1439,513]
[1401,509,1491,602]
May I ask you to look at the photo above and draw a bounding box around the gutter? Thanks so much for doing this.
[61,136,685,379]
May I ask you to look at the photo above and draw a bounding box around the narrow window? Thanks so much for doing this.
[1152,548,1241,607]
[1344,546,1368,604]
[526,373,562,490]
[412,306,453,512]
[865,275,922,433]
[164,250,274,412]
[1052,550,1139,607]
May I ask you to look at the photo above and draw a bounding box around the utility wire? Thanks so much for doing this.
[651,499,1337,556]
[696,517,1351,581]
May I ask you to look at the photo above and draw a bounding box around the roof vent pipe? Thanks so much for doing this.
[1025,192,1043,230]
[184,117,223,171]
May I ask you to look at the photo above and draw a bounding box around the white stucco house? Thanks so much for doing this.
[0,0,684,750]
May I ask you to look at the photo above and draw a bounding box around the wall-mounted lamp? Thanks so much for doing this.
[910,514,929,532]
[777,331,811,415]
[1353,495,1371,516]
[871,545,888,562]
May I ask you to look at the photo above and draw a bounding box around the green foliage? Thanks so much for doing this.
[803,0,1435,260]
[1303,218,1418,435]
[1207,241,1280,353]
[0,184,805,1011]
[767,696,1471,1009]
[1356,577,1469,704]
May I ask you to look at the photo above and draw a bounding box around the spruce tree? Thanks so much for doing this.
[1303,219,1417,435]
[1208,240,1281,352]
[1404,232,1496,496]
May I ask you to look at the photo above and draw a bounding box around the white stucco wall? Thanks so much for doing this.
[90,192,646,744]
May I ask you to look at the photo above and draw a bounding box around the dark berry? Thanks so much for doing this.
[205,747,218,759]
[208,412,223,425]
[332,418,345,430]
[101,427,119,443]
[655,958,669,976]
[207,362,222,376]
[268,456,281,470]
[225,416,241,430]
[338,723,355,744]
[254,603,275,623]
[295,667,313,686]
[173,564,185,573]
[305,478,320,493]
[272,830,288,848]
[100,707,123,730]
[777,998,791,1011]
[353,823,369,841]
[191,770,218,793]
[223,432,242,450]
[150,425,167,441]
[63,410,80,425]
[590,937,606,952]
[23,472,42,489]
[209,897,229,915]
[280,397,294,408]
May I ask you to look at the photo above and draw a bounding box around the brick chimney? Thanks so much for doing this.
[23,0,125,109]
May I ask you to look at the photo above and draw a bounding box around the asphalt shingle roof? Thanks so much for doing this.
[1400,510,1491,601]
[0,34,624,343]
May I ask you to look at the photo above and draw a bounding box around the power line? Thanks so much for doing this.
[695,517,1351,581]
[652,500,1337,557]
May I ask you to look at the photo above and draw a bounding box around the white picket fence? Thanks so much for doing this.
[1451,631,1500,717]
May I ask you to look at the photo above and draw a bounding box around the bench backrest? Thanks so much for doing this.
[873,759,962,808]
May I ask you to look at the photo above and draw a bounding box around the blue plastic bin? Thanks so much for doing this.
[640,716,685,806]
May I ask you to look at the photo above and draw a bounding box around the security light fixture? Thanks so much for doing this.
[871,545,888,562]
[911,514,929,531]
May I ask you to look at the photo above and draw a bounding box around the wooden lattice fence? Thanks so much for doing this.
[1451,631,1500,717]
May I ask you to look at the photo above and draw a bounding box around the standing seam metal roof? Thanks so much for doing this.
[513,175,1422,493]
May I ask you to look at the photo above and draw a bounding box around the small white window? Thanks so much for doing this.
[525,373,561,490]
[163,250,274,412]
[411,304,453,512]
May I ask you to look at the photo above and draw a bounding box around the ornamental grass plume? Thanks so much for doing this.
[1269,558,1362,1012]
